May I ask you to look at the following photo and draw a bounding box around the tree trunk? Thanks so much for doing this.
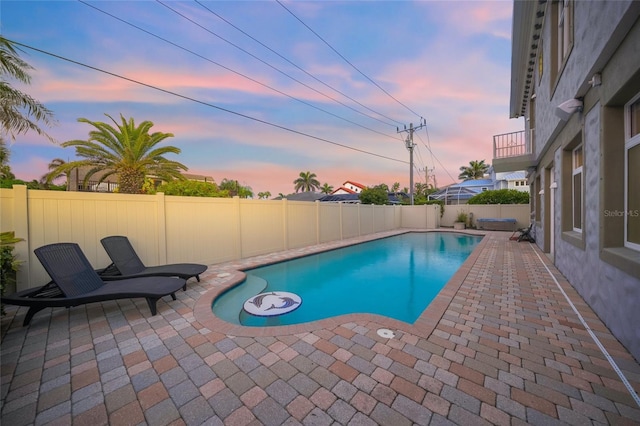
[119,168,145,194]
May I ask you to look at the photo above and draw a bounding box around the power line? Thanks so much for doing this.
[194,0,402,128]
[276,0,422,121]
[415,132,457,185]
[12,40,408,165]
[79,0,399,141]
[157,0,397,129]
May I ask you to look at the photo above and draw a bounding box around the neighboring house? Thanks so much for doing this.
[428,179,494,205]
[68,167,213,192]
[68,166,119,193]
[319,192,408,205]
[181,173,215,183]
[275,191,407,204]
[331,180,366,195]
[493,1,640,361]
[276,192,325,202]
[489,167,529,192]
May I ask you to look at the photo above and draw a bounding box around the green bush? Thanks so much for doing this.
[156,180,229,197]
[359,186,389,205]
[467,189,529,204]
[1,232,24,315]
[0,179,65,190]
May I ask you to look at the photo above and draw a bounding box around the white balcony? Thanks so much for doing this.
[492,130,536,172]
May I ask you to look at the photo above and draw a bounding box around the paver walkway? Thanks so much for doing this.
[1,230,639,425]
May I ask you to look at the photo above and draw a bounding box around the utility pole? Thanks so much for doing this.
[425,167,436,189]
[397,118,426,205]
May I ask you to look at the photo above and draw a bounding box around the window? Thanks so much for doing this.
[572,145,583,232]
[534,175,541,221]
[551,0,573,84]
[625,95,640,250]
[557,0,573,70]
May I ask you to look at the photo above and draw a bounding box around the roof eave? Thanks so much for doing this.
[510,0,546,119]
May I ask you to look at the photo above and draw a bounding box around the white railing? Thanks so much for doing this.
[493,130,533,159]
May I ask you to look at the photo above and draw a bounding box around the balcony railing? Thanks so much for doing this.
[77,180,119,193]
[493,130,533,159]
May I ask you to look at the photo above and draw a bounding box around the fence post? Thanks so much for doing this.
[156,192,167,264]
[234,196,242,260]
[12,185,31,291]
[315,200,320,245]
[339,202,344,240]
[282,198,289,251]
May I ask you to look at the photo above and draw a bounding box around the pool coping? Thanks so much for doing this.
[194,229,488,339]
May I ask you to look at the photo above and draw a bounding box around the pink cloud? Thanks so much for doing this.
[426,1,513,39]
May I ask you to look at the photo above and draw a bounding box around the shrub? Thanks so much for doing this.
[0,232,24,315]
[467,189,529,204]
[359,186,389,205]
[456,211,468,223]
[156,180,229,197]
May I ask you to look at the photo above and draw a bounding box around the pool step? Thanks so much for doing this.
[211,275,267,325]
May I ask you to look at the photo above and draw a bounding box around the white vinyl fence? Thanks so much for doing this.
[1,186,527,291]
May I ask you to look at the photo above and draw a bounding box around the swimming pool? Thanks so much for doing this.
[212,232,482,327]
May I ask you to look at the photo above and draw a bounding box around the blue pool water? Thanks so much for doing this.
[212,232,482,327]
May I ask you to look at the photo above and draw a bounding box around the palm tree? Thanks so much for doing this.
[257,191,271,199]
[458,160,490,181]
[42,158,69,189]
[0,138,14,180]
[0,36,55,142]
[293,171,320,193]
[48,114,187,194]
[220,178,253,198]
[320,183,333,194]
[414,182,428,197]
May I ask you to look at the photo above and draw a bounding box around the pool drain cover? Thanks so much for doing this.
[243,291,302,317]
[377,328,396,339]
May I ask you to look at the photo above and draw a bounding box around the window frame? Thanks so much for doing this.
[550,0,574,89]
[557,0,573,71]
[624,93,640,251]
[572,144,583,233]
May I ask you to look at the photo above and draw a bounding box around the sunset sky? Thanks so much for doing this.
[2,0,523,197]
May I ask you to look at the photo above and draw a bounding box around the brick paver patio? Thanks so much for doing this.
[1,230,639,425]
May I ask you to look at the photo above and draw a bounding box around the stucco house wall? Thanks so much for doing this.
[509,0,640,361]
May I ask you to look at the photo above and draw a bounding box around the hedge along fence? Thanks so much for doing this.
[1,185,525,291]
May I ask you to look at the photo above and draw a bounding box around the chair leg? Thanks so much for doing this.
[195,275,201,282]
[170,292,177,301]
[146,298,158,315]
[23,306,47,326]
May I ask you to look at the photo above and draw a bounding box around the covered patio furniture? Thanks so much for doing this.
[100,236,207,287]
[1,243,187,326]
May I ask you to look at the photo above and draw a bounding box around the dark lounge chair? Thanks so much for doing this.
[510,223,535,242]
[100,236,207,286]
[1,243,187,326]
